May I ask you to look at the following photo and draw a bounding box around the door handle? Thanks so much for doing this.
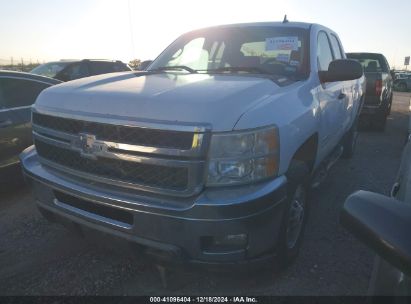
[338,92,346,100]
[0,119,12,128]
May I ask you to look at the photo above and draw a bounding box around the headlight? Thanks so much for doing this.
[207,126,279,186]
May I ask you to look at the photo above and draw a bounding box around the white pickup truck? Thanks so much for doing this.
[21,21,365,269]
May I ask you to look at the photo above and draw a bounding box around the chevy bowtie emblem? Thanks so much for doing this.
[80,133,95,152]
[74,133,99,159]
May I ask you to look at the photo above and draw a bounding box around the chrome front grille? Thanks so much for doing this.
[35,140,189,190]
[32,110,210,197]
[32,112,195,150]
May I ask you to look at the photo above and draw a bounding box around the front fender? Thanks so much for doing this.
[233,80,319,175]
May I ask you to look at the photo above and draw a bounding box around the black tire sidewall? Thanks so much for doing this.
[278,163,309,266]
[342,117,358,158]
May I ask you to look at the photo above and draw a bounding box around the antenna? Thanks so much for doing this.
[283,14,289,23]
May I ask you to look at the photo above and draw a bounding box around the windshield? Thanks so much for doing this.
[30,62,72,78]
[149,26,310,79]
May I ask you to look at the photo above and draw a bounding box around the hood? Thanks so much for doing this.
[35,71,284,131]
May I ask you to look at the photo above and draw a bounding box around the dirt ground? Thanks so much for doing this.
[0,92,410,295]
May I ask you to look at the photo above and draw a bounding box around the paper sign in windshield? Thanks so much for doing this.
[266,37,299,51]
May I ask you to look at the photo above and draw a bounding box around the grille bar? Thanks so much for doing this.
[33,112,195,150]
[35,139,189,191]
[32,110,209,196]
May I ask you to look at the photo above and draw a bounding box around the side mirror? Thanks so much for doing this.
[320,59,363,83]
[340,190,411,276]
[138,60,153,71]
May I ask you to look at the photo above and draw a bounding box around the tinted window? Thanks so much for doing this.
[346,53,389,72]
[30,62,71,78]
[317,32,333,71]
[88,62,130,76]
[56,63,89,81]
[329,34,343,59]
[0,78,50,109]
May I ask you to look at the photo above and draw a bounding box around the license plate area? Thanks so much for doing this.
[53,190,133,228]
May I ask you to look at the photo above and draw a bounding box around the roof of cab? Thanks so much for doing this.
[218,21,313,29]
[186,21,341,36]
[191,21,314,32]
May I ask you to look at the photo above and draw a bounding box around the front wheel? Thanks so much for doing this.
[277,166,309,267]
[284,185,307,250]
[342,119,358,159]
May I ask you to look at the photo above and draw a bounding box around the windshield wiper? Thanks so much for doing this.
[203,66,271,75]
[201,66,302,85]
[152,66,198,73]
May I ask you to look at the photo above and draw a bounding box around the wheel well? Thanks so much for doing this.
[290,133,318,173]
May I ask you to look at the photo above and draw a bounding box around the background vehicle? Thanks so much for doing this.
[0,71,61,181]
[21,22,364,269]
[394,71,411,81]
[394,74,411,92]
[137,60,153,71]
[347,52,393,131]
[30,59,132,82]
[341,137,411,296]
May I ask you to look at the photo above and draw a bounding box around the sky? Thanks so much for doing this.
[0,0,410,69]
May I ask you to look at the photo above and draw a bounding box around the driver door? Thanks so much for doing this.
[316,31,346,159]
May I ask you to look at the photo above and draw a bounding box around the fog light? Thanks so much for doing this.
[201,234,248,253]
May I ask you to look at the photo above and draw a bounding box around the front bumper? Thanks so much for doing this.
[21,146,288,268]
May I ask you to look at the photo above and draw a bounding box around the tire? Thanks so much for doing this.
[342,118,358,159]
[386,94,393,116]
[277,162,309,267]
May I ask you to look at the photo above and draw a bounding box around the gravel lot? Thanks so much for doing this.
[0,92,410,296]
